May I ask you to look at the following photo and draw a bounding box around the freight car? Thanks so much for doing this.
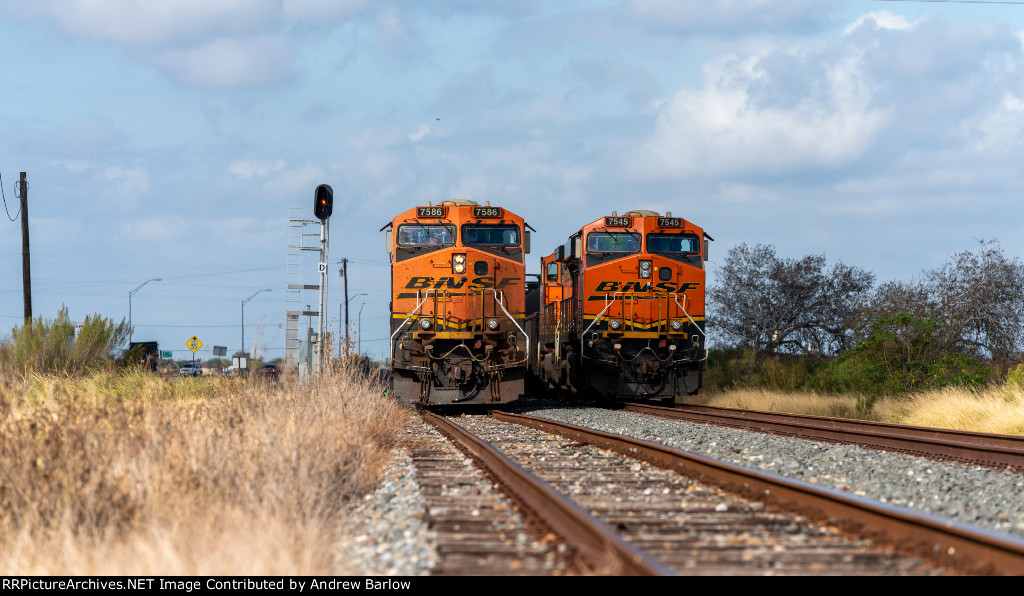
[524,210,712,401]
[384,200,532,406]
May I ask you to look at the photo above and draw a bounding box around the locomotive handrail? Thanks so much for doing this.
[581,291,706,358]
[487,289,529,364]
[672,293,705,341]
[580,294,618,344]
[389,291,434,361]
[392,288,529,365]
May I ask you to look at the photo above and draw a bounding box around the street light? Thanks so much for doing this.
[242,289,272,365]
[129,278,162,343]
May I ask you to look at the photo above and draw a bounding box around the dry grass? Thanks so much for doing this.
[701,382,1024,436]
[872,383,1024,435]
[698,388,866,420]
[0,362,410,575]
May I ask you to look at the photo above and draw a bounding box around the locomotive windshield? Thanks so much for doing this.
[646,234,700,254]
[587,232,640,254]
[462,224,520,246]
[397,224,456,246]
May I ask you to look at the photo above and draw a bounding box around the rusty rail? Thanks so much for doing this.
[626,403,1024,472]
[422,411,673,575]
[495,410,1024,575]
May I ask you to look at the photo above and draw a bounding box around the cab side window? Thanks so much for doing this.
[546,262,559,282]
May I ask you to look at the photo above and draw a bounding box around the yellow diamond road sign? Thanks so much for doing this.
[187,336,203,353]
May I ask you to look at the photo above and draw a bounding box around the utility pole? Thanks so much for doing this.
[340,258,350,355]
[19,172,31,323]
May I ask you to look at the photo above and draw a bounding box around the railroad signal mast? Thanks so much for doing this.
[314,184,333,373]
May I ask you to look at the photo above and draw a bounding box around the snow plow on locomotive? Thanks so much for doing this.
[524,210,712,401]
[384,200,532,406]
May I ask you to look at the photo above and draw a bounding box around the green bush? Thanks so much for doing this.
[703,347,823,394]
[704,313,992,399]
[0,307,131,377]
[1006,363,1024,388]
[812,313,989,397]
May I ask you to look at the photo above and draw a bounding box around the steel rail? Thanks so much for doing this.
[421,411,673,576]
[494,410,1024,576]
[625,403,1024,472]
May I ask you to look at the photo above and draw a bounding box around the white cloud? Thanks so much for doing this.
[965,94,1024,154]
[230,159,287,180]
[21,0,278,47]
[120,216,185,243]
[282,0,369,22]
[155,36,294,89]
[844,10,913,35]
[408,125,432,142]
[6,0,371,90]
[103,166,151,206]
[52,160,92,173]
[13,0,368,47]
[628,49,886,180]
[627,0,831,34]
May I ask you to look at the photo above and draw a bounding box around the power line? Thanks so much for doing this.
[0,169,20,222]
[868,0,1024,4]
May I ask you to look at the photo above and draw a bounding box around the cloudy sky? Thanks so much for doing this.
[2,0,1024,363]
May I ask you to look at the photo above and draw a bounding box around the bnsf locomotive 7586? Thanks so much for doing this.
[525,210,712,401]
[384,200,532,406]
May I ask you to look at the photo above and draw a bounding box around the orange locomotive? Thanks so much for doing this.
[525,210,712,401]
[384,200,532,406]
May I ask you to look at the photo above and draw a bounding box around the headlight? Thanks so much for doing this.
[608,319,622,331]
[639,260,652,279]
[453,253,466,274]
[487,318,499,330]
[670,319,683,331]
[419,318,432,330]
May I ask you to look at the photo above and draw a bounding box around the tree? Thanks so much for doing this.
[924,239,1024,365]
[708,243,874,361]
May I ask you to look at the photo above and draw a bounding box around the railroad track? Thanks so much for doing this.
[623,402,1024,472]
[409,410,1024,575]
[401,420,576,575]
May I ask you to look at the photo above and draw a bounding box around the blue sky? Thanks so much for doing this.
[3,0,1024,363]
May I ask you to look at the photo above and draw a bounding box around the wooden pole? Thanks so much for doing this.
[20,172,31,323]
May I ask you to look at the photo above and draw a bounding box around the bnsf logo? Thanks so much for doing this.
[404,276,521,290]
[593,281,701,293]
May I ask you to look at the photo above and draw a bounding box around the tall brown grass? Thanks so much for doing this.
[702,379,1024,436]
[0,361,410,575]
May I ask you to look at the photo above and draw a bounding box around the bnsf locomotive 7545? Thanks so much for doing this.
[525,210,712,401]
[384,200,532,406]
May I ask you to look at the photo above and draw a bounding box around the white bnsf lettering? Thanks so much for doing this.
[593,281,701,294]
[404,276,521,290]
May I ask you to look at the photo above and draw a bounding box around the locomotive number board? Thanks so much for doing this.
[417,206,446,217]
[473,206,503,218]
[657,217,682,227]
[605,216,631,227]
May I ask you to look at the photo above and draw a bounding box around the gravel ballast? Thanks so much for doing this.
[516,402,1024,540]
[339,402,1024,575]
